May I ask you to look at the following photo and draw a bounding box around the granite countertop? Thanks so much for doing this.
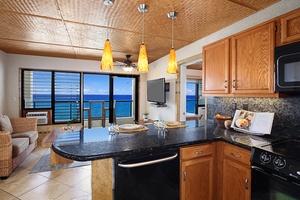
[52,120,281,161]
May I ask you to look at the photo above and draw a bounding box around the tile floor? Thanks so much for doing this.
[0,146,91,200]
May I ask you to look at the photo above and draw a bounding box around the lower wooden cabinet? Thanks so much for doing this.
[180,143,214,200]
[222,143,251,200]
[180,142,251,200]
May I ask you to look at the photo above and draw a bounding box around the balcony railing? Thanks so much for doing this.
[25,100,133,124]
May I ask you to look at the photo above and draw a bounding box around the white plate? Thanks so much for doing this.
[119,124,141,130]
[165,121,181,126]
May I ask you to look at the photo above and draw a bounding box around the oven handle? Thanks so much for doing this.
[118,153,178,168]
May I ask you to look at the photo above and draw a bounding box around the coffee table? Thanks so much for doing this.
[42,126,82,165]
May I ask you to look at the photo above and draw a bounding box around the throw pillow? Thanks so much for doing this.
[0,115,13,133]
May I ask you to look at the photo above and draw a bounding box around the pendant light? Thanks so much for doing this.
[101,2,114,71]
[137,4,149,73]
[101,38,114,71]
[167,11,178,74]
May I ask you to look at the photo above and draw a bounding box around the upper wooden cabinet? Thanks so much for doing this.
[203,22,277,97]
[231,22,275,96]
[279,8,300,45]
[202,38,230,95]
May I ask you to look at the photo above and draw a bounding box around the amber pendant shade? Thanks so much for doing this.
[137,44,149,72]
[167,48,178,74]
[101,39,114,71]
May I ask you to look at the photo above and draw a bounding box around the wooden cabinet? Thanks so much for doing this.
[279,8,300,45]
[203,22,277,97]
[202,38,230,95]
[180,143,214,200]
[222,143,251,200]
[231,22,275,96]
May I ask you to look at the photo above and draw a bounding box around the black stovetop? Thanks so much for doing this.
[251,138,300,180]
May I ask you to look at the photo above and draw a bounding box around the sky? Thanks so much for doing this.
[84,74,133,95]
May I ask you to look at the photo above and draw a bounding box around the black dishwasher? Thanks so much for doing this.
[114,148,179,200]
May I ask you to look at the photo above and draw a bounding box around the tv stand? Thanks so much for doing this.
[149,103,167,107]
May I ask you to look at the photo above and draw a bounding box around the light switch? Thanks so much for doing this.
[12,97,17,102]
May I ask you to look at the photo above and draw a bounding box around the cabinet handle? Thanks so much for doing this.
[231,152,241,158]
[224,80,228,88]
[232,80,236,88]
[244,178,249,190]
[195,151,203,155]
[183,171,187,181]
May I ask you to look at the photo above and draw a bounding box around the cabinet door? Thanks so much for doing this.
[222,158,251,200]
[281,10,300,44]
[231,22,275,96]
[202,38,230,95]
[181,156,213,200]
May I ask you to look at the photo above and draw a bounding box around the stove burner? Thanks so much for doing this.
[251,139,300,181]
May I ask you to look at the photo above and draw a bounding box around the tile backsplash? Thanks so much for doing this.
[207,96,300,137]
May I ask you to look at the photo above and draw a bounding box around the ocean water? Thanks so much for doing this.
[32,94,196,119]
[186,95,196,113]
[32,94,133,120]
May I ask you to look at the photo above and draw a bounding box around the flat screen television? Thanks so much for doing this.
[147,78,166,105]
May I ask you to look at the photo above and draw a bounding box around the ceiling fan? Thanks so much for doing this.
[115,55,137,72]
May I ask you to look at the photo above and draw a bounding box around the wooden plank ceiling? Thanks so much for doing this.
[0,0,279,64]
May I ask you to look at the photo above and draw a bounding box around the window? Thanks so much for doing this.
[54,72,81,123]
[23,70,52,109]
[186,79,204,114]
[22,70,81,123]
[22,70,139,125]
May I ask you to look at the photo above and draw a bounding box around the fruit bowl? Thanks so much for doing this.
[214,115,232,127]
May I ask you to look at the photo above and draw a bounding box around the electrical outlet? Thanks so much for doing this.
[243,103,248,110]
[231,103,237,110]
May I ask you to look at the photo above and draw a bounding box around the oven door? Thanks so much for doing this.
[251,166,300,200]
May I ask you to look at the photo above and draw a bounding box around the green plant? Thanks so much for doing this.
[143,111,149,116]
[67,119,76,127]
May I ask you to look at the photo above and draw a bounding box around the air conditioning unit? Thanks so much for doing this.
[26,112,48,125]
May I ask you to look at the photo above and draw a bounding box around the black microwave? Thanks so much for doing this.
[275,41,300,93]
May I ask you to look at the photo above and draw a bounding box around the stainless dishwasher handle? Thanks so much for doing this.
[118,153,178,168]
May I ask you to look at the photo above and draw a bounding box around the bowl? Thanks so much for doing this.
[214,116,232,127]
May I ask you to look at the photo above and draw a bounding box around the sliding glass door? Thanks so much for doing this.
[83,73,138,127]
[112,76,137,124]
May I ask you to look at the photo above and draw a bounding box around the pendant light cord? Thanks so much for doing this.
[171,18,174,48]
[142,11,145,44]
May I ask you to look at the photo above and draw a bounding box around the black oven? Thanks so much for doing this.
[251,139,300,200]
[275,41,300,93]
[114,148,179,200]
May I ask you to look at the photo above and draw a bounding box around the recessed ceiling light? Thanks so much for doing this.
[103,0,115,7]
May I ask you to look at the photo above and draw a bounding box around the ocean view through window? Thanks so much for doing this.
[22,70,139,125]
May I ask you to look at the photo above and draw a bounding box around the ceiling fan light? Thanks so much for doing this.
[137,44,149,72]
[101,39,114,71]
[123,66,134,72]
[167,48,178,74]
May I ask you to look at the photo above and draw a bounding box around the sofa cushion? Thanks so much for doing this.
[11,138,29,158]
[0,115,13,133]
[11,131,38,144]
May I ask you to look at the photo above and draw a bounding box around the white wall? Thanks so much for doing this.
[147,0,300,121]
[4,54,147,117]
[0,51,7,114]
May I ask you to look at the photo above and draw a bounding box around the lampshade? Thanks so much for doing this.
[137,43,149,72]
[101,39,114,71]
[167,11,178,74]
[167,48,178,74]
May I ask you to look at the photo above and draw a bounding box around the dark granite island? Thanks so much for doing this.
[52,120,275,199]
